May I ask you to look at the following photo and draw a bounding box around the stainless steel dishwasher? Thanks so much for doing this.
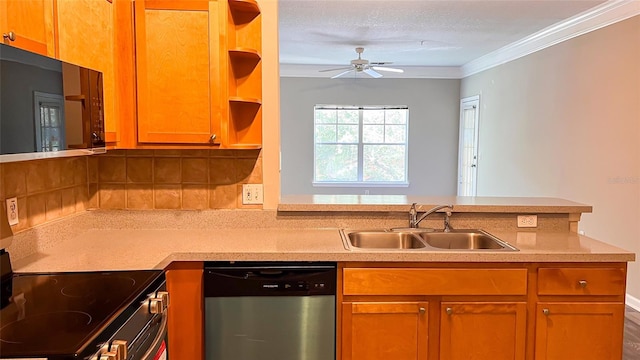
[204,262,336,360]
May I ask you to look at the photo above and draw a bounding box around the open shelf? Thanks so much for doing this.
[229,96,261,105]
[226,0,262,149]
[228,0,260,21]
[229,48,261,62]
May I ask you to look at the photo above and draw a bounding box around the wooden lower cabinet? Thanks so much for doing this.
[339,263,627,360]
[166,261,204,360]
[342,301,429,360]
[534,302,625,360]
[440,302,527,360]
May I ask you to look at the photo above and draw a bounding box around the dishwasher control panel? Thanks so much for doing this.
[204,262,337,297]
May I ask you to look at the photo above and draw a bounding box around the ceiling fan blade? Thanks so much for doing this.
[331,69,354,79]
[319,66,353,73]
[363,68,383,78]
[372,66,404,73]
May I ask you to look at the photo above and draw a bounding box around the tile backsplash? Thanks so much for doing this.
[91,149,263,210]
[1,157,90,233]
[1,149,263,233]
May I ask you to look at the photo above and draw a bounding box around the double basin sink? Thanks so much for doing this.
[341,228,518,251]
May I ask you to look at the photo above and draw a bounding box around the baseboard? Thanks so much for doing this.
[626,293,640,311]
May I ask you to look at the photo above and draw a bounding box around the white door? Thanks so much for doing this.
[457,95,480,196]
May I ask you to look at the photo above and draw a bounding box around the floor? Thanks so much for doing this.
[625,306,640,360]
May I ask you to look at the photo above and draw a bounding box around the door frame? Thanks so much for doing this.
[457,95,480,196]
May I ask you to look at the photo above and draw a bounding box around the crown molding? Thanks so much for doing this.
[461,0,640,78]
[280,64,463,79]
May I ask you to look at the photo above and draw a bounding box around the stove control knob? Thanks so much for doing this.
[99,352,117,360]
[111,340,128,359]
[149,297,165,314]
[156,291,170,306]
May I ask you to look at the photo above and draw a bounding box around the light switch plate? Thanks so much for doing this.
[517,215,537,228]
[6,197,18,225]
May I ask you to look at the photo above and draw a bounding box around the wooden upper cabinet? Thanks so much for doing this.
[56,0,117,143]
[0,0,55,57]
[134,0,221,145]
[440,302,527,360]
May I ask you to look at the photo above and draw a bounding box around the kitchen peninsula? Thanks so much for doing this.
[3,196,635,360]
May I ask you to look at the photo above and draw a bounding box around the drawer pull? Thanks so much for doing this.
[578,280,588,288]
[419,307,426,314]
[543,308,550,316]
[446,307,453,315]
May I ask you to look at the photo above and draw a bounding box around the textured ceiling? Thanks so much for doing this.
[279,0,607,71]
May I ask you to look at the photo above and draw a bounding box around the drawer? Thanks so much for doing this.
[343,268,527,296]
[537,268,626,296]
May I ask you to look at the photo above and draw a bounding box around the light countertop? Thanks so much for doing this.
[10,226,635,273]
[278,195,593,213]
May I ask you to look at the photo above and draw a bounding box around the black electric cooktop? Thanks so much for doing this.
[0,268,163,358]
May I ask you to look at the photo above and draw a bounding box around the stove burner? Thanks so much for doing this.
[0,311,92,345]
[61,275,137,298]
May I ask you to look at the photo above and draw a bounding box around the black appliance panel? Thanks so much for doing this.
[0,270,163,359]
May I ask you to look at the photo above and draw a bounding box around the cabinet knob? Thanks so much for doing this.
[3,31,16,42]
[446,307,453,315]
[209,134,217,143]
[418,307,426,314]
[578,280,588,288]
[543,308,550,316]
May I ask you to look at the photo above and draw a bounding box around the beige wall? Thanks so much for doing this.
[260,0,280,209]
[461,16,640,299]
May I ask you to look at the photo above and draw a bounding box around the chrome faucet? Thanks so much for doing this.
[409,203,454,231]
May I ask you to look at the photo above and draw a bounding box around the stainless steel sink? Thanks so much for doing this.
[417,229,518,251]
[346,231,427,249]
[340,229,517,251]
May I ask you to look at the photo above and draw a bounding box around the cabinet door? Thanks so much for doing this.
[0,0,55,56]
[440,302,527,360]
[342,302,428,360]
[134,0,221,144]
[56,0,117,143]
[535,302,624,360]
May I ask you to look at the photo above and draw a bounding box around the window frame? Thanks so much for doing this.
[313,105,409,187]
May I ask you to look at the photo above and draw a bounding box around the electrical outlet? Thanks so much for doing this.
[517,215,537,228]
[6,197,18,225]
[242,184,263,205]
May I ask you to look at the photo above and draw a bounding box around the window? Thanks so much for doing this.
[314,105,409,185]
[33,92,65,152]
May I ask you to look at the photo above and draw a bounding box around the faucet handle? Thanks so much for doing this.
[409,203,418,228]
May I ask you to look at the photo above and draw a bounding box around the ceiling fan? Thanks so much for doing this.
[320,47,404,79]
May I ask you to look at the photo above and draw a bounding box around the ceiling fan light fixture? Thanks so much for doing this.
[320,47,405,79]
